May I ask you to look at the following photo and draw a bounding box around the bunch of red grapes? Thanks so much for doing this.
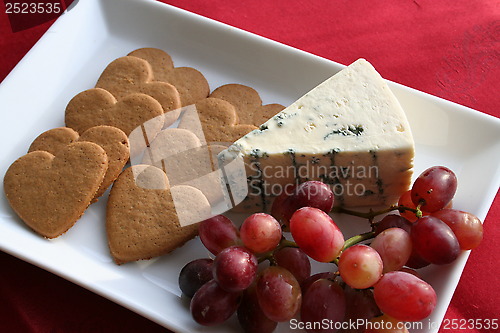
[178,166,483,332]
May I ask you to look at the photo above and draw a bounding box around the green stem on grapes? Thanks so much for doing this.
[330,231,377,266]
[257,252,277,265]
[278,239,299,250]
[257,239,299,265]
[342,231,376,250]
[415,202,424,218]
[331,205,422,221]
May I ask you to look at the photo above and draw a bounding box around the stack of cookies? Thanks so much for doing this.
[3,48,284,264]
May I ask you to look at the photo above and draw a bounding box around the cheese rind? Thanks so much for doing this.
[220,59,415,211]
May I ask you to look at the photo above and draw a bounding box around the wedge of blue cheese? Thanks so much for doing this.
[220,59,415,211]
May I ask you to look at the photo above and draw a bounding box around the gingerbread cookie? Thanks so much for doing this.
[95,55,182,113]
[3,142,108,238]
[141,128,228,206]
[128,48,210,106]
[106,165,211,264]
[28,127,80,152]
[210,83,285,126]
[178,97,257,143]
[29,126,129,200]
[65,88,164,138]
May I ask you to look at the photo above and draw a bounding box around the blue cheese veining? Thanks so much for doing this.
[220,59,415,211]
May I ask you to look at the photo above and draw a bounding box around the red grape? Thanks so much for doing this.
[411,166,457,212]
[338,244,383,289]
[274,247,311,284]
[373,271,436,322]
[290,207,344,262]
[288,180,334,214]
[270,184,297,225]
[371,228,412,273]
[432,209,483,250]
[213,246,258,292]
[240,213,282,253]
[272,181,334,227]
[178,258,214,298]
[190,279,241,326]
[237,283,277,333]
[374,214,412,234]
[198,215,240,255]
[256,266,302,322]
[405,247,430,269]
[343,286,381,333]
[300,279,346,333]
[301,271,337,294]
[410,216,460,265]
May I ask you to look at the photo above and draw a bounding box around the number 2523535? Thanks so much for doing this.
[5,2,62,14]
[442,318,498,330]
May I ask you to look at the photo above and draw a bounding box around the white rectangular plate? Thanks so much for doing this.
[1,0,499,332]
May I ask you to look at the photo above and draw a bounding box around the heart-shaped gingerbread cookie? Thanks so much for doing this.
[28,126,129,201]
[95,55,182,113]
[210,83,285,126]
[128,48,210,106]
[141,128,229,206]
[179,97,257,143]
[65,88,164,138]
[106,165,211,264]
[3,142,108,238]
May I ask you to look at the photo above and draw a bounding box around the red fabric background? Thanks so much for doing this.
[0,0,498,332]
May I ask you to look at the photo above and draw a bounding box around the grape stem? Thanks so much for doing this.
[257,238,299,264]
[330,231,376,265]
[331,204,422,220]
[342,231,376,250]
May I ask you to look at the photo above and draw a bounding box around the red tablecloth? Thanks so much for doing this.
[0,0,498,332]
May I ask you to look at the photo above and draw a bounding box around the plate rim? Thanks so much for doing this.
[0,1,499,333]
